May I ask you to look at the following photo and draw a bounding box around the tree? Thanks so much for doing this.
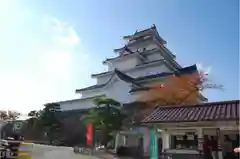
[7,110,21,121]
[0,111,8,120]
[61,114,86,146]
[128,67,223,124]
[25,110,42,129]
[82,97,126,148]
[0,110,21,138]
[22,103,62,144]
[39,103,62,144]
[28,110,41,118]
[139,68,222,104]
[0,110,21,121]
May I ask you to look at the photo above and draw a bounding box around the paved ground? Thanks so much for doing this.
[32,144,101,159]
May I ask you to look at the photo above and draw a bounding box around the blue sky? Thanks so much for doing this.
[0,0,238,115]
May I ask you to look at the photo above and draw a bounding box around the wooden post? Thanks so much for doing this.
[197,128,203,151]
[216,128,220,159]
[114,132,120,152]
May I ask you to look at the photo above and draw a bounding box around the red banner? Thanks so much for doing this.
[86,123,93,146]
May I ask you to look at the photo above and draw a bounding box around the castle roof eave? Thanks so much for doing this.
[111,40,176,66]
[76,69,141,93]
[92,59,166,78]
[122,24,167,44]
[114,36,154,53]
[103,48,158,64]
[122,25,155,40]
[75,84,106,93]
[75,74,115,93]
[76,64,197,93]
[45,95,106,105]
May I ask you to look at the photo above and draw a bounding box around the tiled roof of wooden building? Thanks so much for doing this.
[142,100,240,123]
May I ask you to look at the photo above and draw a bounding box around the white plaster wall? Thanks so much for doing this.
[62,62,172,111]
[126,136,139,147]
[128,40,158,52]
[108,56,139,71]
[96,61,169,85]
[161,132,170,150]
[81,89,104,98]
[60,80,135,111]
[96,75,111,84]
[129,63,171,78]
[105,79,133,103]
[145,52,163,62]
[59,98,96,111]
[81,64,171,103]
[106,40,159,71]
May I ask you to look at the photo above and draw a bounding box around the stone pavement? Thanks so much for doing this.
[32,144,101,159]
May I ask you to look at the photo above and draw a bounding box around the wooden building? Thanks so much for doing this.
[140,100,239,159]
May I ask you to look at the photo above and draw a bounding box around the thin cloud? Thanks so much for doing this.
[55,27,80,46]
[0,10,93,115]
[45,17,80,46]
[50,18,68,34]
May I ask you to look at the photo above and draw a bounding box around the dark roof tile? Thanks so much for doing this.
[135,64,197,81]
[142,100,240,123]
[75,84,106,92]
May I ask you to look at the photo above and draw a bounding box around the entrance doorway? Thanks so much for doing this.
[158,138,162,154]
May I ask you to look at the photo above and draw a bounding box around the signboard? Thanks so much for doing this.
[149,128,158,159]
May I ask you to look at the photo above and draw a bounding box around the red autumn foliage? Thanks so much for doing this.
[125,70,222,125]
[138,70,222,106]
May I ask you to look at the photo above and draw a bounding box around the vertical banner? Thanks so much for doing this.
[86,123,93,146]
[149,128,158,159]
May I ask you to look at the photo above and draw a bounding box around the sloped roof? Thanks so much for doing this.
[135,64,197,81]
[75,74,114,92]
[76,64,198,92]
[141,100,240,123]
[129,65,198,92]
[76,69,141,92]
[75,84,106,92]
[93,59,165,77]
[104,47,156,64]
[122,24,166,44]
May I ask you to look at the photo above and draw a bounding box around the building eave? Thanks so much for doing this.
[46,95,106,105]
[153,38,176,60]
[122,24,166,44]
[103,53,137,64]
[92,59,166,78]
[199,93,208,101]
[75,84,106,92]
[77,69,142,93]
[103,48,158,64]
[82,64,196,93]
[75,74,115,93]
[122,25,155,40]
[128,64,198,93]
[114,36,154,53]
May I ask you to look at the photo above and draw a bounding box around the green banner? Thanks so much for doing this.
[149,128,158,159]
